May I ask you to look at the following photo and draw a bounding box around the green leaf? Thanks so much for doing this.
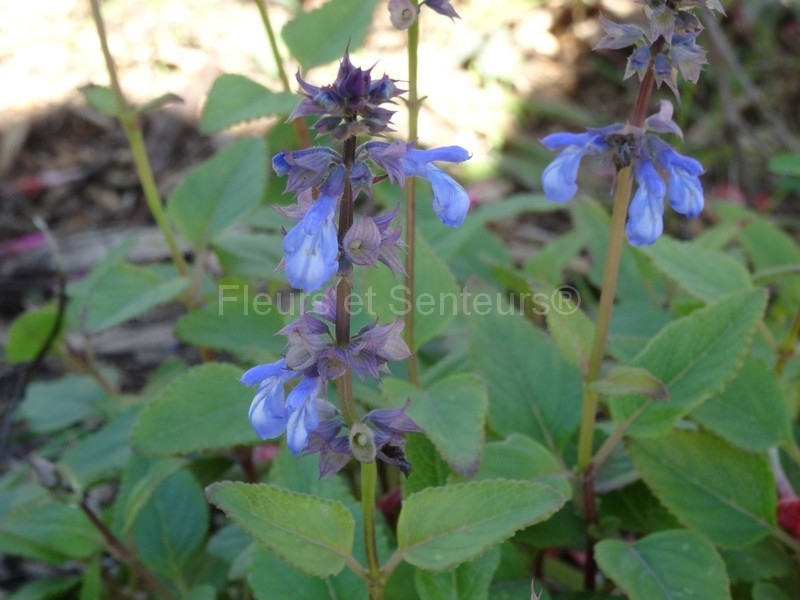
[60,409,139,489]
[281,0,379,71]
[167,138,267,250]
[691,358,792,451]
[6,304,64,364]
[524,230,588,285]
[644,237,752,303]
[200,74,298,132]
[383,374,487,475]
[211,230,284,278]
[75,263,189,333]
[397,479,566,571]
[590,366,669,400]
[358,231,460,350]
[468,300,582,454]
[134,92,183,114]
[79,84,119,116]
[599,481,681,534]
[415,547,501,600]
[402,434,451,496]
[753,581,794,600]
[0,503,103,564]
[175,288,287,361]
[610,289,767,436]
[768,152,800,177]
[473,434,571,499]
[19,375,108,433]
[546,290,594,372]
[720,539,793,583]
[79,557,102,600]
[132,363,256,455]
[6,577,79,600]
[629,430,776,547]
[206,482,355,578]
[113,455,188,534]
[595,529,730,600]
[184,585,217,600]
[249,545,366,600]
[134,469,209,580]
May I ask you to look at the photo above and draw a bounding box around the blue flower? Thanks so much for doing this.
[423,0,459,20]
[283,165,345,292]
[626,159,666,246]
[541,130,614,202]
[241,359,300,440]
[658,148,704,217]
[284,376,323,453]
[401,146,471,226]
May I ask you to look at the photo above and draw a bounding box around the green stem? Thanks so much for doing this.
[403,18,421,387]
[88,0,188,277]
[775,309,800,375]
[252,0,310,148]
[361,461,383,599]
[576,166,634,469]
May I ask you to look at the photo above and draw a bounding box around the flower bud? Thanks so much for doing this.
[349,422,377,463]
[388,0,418,30]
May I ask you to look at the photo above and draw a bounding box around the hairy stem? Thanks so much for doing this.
[88,0,188,278]
[403,18,421,386]
[253,0,310,148]
[361,461,384,599]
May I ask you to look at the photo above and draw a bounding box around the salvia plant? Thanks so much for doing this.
[2,0,800,599]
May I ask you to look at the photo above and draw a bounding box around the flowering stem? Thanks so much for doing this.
[252,0,310,148]
[88,0,188,278]
[336,132,359,426]
[576,46,660,590]
[361,461,384,599]
[403,18,421,386]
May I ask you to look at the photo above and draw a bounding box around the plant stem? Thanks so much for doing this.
[576,42,661,590]
[335,132,359,426]
[403,18,421,386]
[776,308,800,375]
[252,0,310,148]
[361,461,384,599]
[80,500,177,600]
[88,0,188,278]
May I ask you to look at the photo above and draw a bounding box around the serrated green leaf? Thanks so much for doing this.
[468,299,582,454]
[113,455,187,534]
[691,358,791,451]
[132,363,256,455]
[206,482,355,578]
[596,530,730,600]
[79,84,119,116]
[184,584,217,600]
[75,263,189,333]
[599,481,681,534]
[134,469,209,580]
[644,237,752,303]
[60,409,139,489]
[175,288,287,361]
[720,539,792,583]
[590,366,668,400]
[249,545,366,600]
[610,289,767,436]
[5,304,64,364]
[402,434,451,496]
[201,74,298,132]
[20,375,108,433]
[474,434,571,499]
[0,503,103,564]
[281,0,379,71]
[167,138,267,250]
[415,547,500,600]
[211,230,284,278]
[383,374,487,476]
[358,231,459,350]
[629,430,776,547]
[546,291,594,372]
[397,479,566,571]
